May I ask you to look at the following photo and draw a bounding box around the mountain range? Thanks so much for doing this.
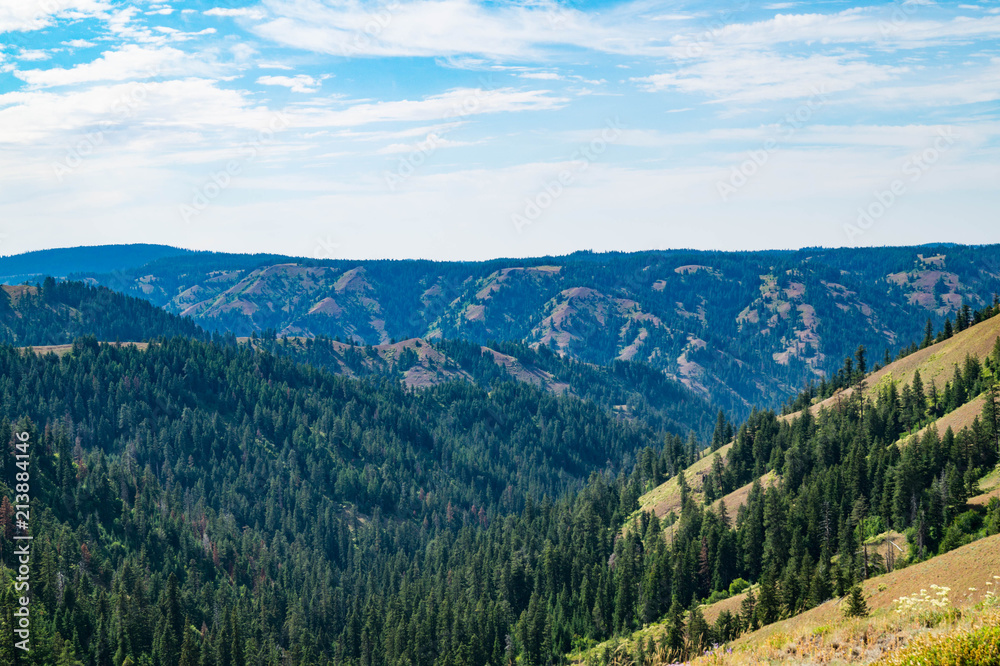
[59,243,1000,417]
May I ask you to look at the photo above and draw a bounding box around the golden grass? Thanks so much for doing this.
[899,393,989,447]
[687,534,1000,665]
[969,463,1000,507]
[786,314,1000,422]
[638,443,733,518]
[17,341,150,356]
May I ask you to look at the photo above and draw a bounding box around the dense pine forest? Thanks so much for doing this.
[0,332,697,665]
[0,274,999,665]
[0,280,204,346]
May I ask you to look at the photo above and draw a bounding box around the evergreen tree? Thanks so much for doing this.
[686,604,711,656]
[665,599,686,662]
[843,585,869,618]
[739,587,758,633]
[178,623,200,666]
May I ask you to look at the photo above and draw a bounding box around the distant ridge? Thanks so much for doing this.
[0,243,193,283]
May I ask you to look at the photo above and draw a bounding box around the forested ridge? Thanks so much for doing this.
[248,334,719,444]
[76,244,1000,416]
[0,279,204,346]
[0,278,999,666]
[0,334,698,665]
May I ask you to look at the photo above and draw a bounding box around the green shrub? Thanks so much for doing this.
[705,589,730,605]
[729,578,750,596]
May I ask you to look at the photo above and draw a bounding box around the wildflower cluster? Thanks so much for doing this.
[976,575,1000,610]
[893,584,958,627]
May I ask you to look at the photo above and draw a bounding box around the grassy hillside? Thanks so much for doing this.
[637,309,1000,523]
[574,528,1000,665]
[693,534,1000,665]
[806,312,1000,415]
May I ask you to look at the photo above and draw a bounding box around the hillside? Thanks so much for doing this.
[72,244,1000,417]
[595,305,1000,666]
[249,335,719,442]
[0,279,204,345]
[0,336,683,666]
[579,531,1000,665]
[0,243,191,284]
[639,307,1000,531]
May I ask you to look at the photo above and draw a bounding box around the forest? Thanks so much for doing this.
[0,280,998,665]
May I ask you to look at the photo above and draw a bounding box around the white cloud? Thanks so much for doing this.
[14,45,215,88]
[290,87,568,128]
[635,53,903,103]
[204,7,267,20]
[375,133,478,153]
[257,74,320,93]
[63,38,96,48]
[251,0,653,59]
[0,0,112,34]
[18,49,51,61]
[519,72,562,80]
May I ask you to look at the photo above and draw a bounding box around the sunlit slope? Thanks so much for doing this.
[639,312,1000,522]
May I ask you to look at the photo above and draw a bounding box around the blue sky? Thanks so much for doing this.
[1,0,998,260]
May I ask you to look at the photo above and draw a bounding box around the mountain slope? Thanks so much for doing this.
[250,335,719,442]
[0,335,672,665]
[0,279,204,345]
[72,244,1000,416]
[639,308,1000,526]
[0,243,191,283]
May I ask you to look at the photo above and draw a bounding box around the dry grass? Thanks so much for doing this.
[639,443,733,519]
[969,464,1000,507]
[786,314,1000,422]
[1,284,38,303]
[687,533,1000,665]
[900,393,989,447]
[17,341,149,356]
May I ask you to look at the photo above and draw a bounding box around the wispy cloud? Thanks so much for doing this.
[257,74,321,93]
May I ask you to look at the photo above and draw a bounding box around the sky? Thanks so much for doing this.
[0,0,998,261]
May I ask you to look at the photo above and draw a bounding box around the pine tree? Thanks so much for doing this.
[755,575,780,627]
[686,603,710,656]
[922,318,935,348]
[739,587,757,633]
[843,585,869,618]
[179,622,200,666]
[665,598,686,662]
[711,411,731,452]
[808,563,831,608]
[154,573,183,666]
